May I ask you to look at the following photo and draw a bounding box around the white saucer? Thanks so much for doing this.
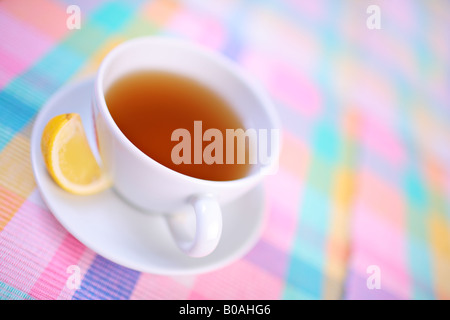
[30,77,266,275]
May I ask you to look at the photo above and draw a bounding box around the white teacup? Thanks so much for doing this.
[92,37,280,257]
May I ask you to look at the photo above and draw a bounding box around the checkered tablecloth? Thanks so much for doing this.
[0,0,449,300]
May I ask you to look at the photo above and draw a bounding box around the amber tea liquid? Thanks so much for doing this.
[105,70,251,181]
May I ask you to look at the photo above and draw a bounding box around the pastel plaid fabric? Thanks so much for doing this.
[0,0,449,299]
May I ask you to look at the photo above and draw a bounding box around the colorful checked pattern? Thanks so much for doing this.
[1,0,449,300]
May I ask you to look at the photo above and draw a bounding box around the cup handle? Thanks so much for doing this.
[166,194,222,258]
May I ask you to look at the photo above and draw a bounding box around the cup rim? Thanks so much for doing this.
[95,36,281,186]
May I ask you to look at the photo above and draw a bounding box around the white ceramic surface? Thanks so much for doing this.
[30,77,267,275]
[92,37,280,257]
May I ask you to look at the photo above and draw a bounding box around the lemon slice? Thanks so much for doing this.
[41,113,111,195]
